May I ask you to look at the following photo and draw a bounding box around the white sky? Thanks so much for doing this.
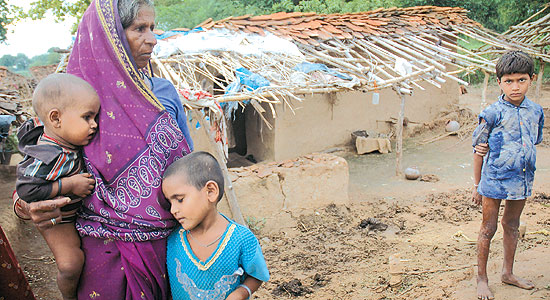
[0,0,76,58]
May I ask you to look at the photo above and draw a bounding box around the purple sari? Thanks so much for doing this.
[66,0,190,298]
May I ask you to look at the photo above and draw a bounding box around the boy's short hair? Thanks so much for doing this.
[33,73,96,120]
[163,151,225,202]
[496,51,534,80]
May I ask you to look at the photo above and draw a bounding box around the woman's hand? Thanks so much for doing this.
[17,196,73,230]
[474,143,489,157]
[66,173,95,198]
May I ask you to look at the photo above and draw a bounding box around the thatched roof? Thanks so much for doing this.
[152,5,544,113]
[471,4,550,63]
[503,3,550,49]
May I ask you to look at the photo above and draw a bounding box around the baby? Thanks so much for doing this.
[163,151,270,300]
[15,73,99,300]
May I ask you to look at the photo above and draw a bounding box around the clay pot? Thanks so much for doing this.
[404,167,421,180]
[445,120,460,132]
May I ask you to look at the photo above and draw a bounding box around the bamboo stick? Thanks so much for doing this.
[396,91,406,176]
[192,110,246,226]
[481,71,490,112]
[536,58,545,102]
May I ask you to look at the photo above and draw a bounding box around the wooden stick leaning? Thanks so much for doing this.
[192,110,247,226]
[395,89,406,176]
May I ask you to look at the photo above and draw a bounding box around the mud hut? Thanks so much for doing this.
[152,6,540,165]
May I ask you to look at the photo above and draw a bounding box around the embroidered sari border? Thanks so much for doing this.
[95,0,164,111]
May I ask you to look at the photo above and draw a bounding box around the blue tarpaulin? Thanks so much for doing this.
[154,27,205,40]
[293,62,353,80]
[221,67,271,118]
[0,115,16,137]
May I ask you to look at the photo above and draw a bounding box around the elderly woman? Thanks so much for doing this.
[15,0,193,298]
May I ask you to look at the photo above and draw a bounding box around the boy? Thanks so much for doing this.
[163,151,269,300]
[15,73,99,300]
[472,51,544,300]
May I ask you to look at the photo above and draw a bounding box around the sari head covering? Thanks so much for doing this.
[67,0,190,298]
[67,0,191,242]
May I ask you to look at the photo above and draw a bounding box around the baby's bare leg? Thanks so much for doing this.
[500,199,534,290]
[477,196,500,300]
[40,223,84,300]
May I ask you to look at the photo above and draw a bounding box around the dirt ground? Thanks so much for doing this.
[1,83,549,300]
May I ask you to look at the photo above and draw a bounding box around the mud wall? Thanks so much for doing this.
[188,79,458,162]
[217,153,349,232]
[240,79,457,161]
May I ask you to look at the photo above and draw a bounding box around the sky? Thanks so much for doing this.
[0,0,75,58]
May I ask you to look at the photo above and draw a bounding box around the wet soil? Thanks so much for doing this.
[1,84,549,300]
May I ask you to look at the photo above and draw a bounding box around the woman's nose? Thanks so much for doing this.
[145,30,157,46]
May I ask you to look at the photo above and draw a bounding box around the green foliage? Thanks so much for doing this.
[0,48,62,74]
[4,133,19,153]
[155,0,264,30]
[8,0,549,35]
[0,0,10,42]
[394,0,547,32]
[29,47,63,68]
[273,0,395,14]
[0,53,30,72]
[245,216,266,234]
[12,0,90,33]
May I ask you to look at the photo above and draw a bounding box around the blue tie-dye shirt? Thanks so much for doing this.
[472,95,544,200]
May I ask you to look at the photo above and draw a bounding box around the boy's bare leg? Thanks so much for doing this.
[477,196,500,300]
[500,199,534,290]
[40,223,84,300]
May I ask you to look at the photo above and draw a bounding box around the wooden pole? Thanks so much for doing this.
[396,92,406,176]
[192,110,247,226]
[536,58,544,103]
[481,71,489,112]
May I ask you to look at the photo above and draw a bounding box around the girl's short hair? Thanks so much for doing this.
[496,51,534,80]
[163,151,225,202]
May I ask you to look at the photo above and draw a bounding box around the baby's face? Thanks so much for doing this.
[57,89,100,147]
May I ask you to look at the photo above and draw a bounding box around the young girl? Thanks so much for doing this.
[162,151,269,299]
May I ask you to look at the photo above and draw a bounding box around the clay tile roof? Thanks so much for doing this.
[193,6,481,45]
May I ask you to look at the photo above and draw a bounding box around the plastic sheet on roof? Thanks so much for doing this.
[153,28,303,58]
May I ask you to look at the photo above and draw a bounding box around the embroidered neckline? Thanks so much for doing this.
[179,223,236,271]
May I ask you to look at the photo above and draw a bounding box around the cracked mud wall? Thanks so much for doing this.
[218,153,349,233]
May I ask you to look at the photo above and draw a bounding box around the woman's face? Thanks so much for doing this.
[124,6,157,69]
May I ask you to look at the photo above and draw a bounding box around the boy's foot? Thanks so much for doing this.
[477,279,494,300]
[501,273,534,290]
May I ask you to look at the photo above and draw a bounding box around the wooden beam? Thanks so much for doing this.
[536,58,545,103]
[192,110,247,226]
[395,92,406,176]
[481,71,490,112]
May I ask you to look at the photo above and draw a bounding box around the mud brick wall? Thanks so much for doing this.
[218,153,349,233]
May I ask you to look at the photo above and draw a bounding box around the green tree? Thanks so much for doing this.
[29,47,63,67]
[155,0,265,30]
[0,0,11,42]
[393,0,547,32]
[13,0,90,29]
[0,53,30,71]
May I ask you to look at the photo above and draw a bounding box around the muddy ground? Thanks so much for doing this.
[1,84,549,300]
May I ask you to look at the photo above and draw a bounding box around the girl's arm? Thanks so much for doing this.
[226,276,262,300]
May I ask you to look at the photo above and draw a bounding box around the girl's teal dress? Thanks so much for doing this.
[167,215,269,300]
